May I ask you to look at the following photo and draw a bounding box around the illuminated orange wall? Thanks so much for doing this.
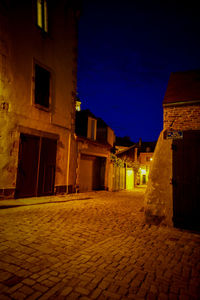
[0,2,78,196]
[139,153,153,165]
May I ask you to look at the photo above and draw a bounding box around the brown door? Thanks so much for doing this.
[172,130,200,231]
[93,157,106,190]
[79,155,94,192]
[16,134,57,198]
[79,155,105,192]
[15,134,40,198]
[38,138,57,196]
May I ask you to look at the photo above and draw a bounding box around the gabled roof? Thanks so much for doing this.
[115,136,135,147]
[163,70,200,106]
[116,144,136,157]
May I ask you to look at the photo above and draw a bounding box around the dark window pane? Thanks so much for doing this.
[35,64,50,108]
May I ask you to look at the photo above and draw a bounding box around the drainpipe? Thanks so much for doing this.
[66,133,71,194]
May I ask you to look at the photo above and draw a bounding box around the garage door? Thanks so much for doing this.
[15,133,57,198]
[79,155,105,192]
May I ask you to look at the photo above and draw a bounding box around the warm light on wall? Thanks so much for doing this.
[150,157,153,161]
[126,168,134,190]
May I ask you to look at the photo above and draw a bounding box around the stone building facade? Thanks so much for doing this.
[163,105,200,131]
[145,70,200,230]
[0,1,80,198]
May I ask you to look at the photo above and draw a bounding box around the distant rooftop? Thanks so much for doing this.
[115,136,135,147]
[163,70,200,106]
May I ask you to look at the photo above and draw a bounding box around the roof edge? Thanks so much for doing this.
[163,99,200,107]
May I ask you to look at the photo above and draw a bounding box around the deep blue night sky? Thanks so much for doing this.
[77,0,200,142]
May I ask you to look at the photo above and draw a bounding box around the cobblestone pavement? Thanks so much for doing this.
[0,189,199,300]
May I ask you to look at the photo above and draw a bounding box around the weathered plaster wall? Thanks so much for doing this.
[0,111,71,190]
[68,134,78,192]
[0,113,19,193]
[144,130,173,226]
[0,2,78,197]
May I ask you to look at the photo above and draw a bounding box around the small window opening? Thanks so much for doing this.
[87,117,97,140]
[37,0,48,32]
[35,64,50,109]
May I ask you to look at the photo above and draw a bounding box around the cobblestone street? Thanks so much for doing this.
[0,189,199,300]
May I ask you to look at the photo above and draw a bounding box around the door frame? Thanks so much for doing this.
[15,130,58,198]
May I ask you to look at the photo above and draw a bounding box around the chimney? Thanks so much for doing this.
[139,138,142,147]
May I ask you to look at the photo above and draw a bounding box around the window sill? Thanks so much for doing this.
[34,103,51,112]
[36,25,50,39]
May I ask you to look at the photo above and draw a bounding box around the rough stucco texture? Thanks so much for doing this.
[144,130,173,226]
[0,113,19,189]
[0,2,78,194]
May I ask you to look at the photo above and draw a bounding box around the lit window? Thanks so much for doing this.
[34,64,50,109]
[76,100,81,111]
[140,168,146,175]
[37,0,48,32]
[87,117,97,140]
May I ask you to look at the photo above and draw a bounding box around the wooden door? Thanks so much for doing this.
[79,155,94,192]
[38,138,57,196]
[93,157,105,190]
[79,155,105,192]
[142,175,146,184]
[16,134,57,198]
[15,134,40,198]
[173,130,200,231]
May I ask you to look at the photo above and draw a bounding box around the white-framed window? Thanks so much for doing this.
[87,117,97,140]
[37,0,48,32]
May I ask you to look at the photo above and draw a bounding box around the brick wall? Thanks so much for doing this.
[163,104,200,130]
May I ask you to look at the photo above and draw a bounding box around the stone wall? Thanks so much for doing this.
[163,104,200,130]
